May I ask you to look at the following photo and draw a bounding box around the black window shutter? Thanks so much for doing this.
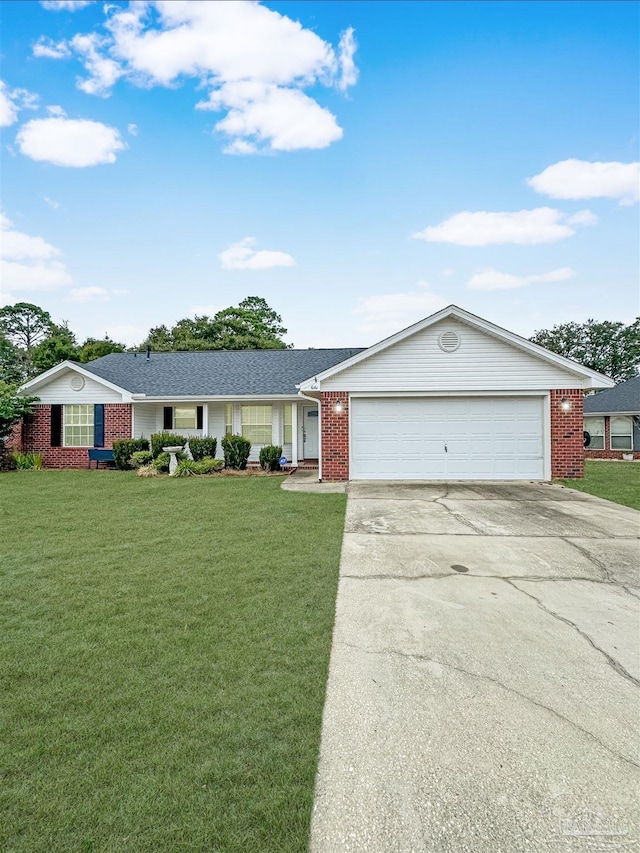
[196,406,203,430]
[94,404,105,447]
[51,405,62,447]
[163,407,173,430]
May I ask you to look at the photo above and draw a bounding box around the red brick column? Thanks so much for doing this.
[550,389,584,479]
[321,392,349,481]
[104,404,132,446]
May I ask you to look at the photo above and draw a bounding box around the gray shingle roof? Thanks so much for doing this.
[81,349,364,396]
[584,375,640,413]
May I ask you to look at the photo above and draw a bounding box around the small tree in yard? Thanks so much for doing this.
[0,383,38,444]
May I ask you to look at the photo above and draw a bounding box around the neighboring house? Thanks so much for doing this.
[583,375,640,459]
[14,305,614,480]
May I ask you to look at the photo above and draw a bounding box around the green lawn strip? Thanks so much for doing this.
[556,459,640,510]
[0,472,346,852]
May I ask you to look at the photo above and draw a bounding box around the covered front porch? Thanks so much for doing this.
[131,397,320,465]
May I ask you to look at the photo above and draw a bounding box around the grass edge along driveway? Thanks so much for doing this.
[556,459,640,511]
[0,471,347,853]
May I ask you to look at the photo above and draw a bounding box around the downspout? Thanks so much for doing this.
[298,390,322,481]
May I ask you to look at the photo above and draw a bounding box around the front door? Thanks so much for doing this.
[302,406,319,458]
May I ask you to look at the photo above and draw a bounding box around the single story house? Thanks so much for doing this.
[14,305,614,480]
[584,375,640,459]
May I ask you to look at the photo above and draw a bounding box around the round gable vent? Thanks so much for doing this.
[438,330,461,353]
[70,375,85,391]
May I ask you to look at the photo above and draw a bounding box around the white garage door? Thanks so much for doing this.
[350,397,545,480]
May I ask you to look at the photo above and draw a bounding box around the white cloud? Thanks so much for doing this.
[354,288,448,339]
[203,82,342,152]
[566,209,598,226]
[41,1,95,10]
[527,159,640,205]
[33,37,72,58]
[127,122,137,135]
[0,212,72,293]
[46,105,67,117]
[68,286,111,302]
[413,207,579,246]
[337,28,358,91]
[70,33,122,95]
[44,196,61,209]
[0,81,38,127]
[219,237,296,270]
[37,0,358,153]
[0,212,60,261]
[16,117,126,167]
[467,267,576,291]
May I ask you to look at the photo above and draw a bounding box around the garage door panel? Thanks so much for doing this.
[351,397,544,480]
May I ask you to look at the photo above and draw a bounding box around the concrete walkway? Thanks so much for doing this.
[311,482,640,853]
[281,469,347,494]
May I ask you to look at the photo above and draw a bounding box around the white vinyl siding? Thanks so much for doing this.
[584,417,604,449]
[611,416,633,450]
[133,403,156,439]
[34,370,123,404]
[322,318,581,392]
[64,405,94,447]
[351,396,545,480]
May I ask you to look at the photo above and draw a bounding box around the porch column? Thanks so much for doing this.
[291,403,298,466]
[202,403,209,436]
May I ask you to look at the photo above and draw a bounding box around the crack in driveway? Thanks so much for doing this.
[505,579,640,689]
[336,639,639,771]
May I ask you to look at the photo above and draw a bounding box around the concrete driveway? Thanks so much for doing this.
[311,482,640,853]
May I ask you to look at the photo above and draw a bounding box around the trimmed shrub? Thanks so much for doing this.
[188,437,217,461]
[259,445,283,472]
[130,450,153,468]
[175,457,224,477]
[197,457,224,473]
[222,434,251,470]
[150,432,186,459]
[12,451,43,470]
[112,438,150,470]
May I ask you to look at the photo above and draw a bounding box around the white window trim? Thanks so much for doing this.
[584,416,605,450]
[610,416,633,451]
[63,404,95,448]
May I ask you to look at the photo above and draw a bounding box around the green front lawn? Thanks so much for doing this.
[557,459,640,510]
[0,471,347,852]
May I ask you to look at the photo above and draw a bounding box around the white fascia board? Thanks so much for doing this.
[133,394,299,402]
[19,361,133,400]
[297,304,615,391]
[584,410,640,417]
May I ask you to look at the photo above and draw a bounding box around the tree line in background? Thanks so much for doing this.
[0,300,638,390]
[0,297,289,386]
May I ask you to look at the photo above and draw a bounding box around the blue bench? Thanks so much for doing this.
[88,448,115,469]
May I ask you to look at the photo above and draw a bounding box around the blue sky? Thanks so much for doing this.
[1,0,638,348]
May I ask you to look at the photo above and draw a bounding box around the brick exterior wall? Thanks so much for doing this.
[585,415,640,459]
[321,392,349,481]
[550,389,584,479]
[20,403,132,468]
